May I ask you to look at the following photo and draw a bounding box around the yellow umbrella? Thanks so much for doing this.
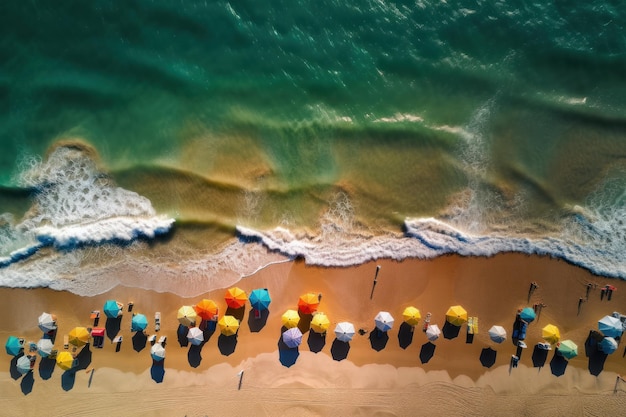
[281,309,300,329]
[218,315,240,336]
[402,306,421,326]
[68,327,90,347]
[542,324,560,344]
[445,305,468,326]
[177,305,198,327]
[310,312,330,334]
[56,351,75,371]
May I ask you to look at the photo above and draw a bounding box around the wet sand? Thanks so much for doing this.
[1,253,626,416]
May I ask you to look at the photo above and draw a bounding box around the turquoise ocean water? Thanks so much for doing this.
[1,1,625,295]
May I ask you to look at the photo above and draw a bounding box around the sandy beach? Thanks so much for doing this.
[2,253,626,416]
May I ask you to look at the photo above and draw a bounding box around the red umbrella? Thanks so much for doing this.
[298,293,319,315]
[194,299,218,321]
[225,287,248,309]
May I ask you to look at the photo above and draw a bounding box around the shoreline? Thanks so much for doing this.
[2,253,626,415]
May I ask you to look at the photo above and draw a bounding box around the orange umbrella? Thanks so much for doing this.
[298,293,319,315]
[194,299,218,321]
[224,287,248,309]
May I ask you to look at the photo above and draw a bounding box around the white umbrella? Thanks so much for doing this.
[187,327,204,346]
[150,343,166,361]
[488,325,507,344]
[16,356,32,374]
[426,324,441,341]
[334,322,356,343]
[375,311,394,332]
[36,339,54,357]
[38,312,57,332]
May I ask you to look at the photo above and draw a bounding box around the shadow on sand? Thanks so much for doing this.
[132,332,148,352]
[369,328,389,352]
[39,357,56,380]
[61,370,76,391]
[105,317,122,341]
[218,334,238,356]
[479,347,497,368]
[330,339,350,361]
[532,345,549,369]
[20,371,34,395]
[420,342,436,364]
[9,354,23,380]
[226,306,246,323]
[398,322,414,349]
[247,309,269,333]
[188,344,204,368]
[177,324,189,347]
[277,336,300,368]
[74,345,92,370]
[151,359,165,383]
[307,331,326,353]
[442,322,461,340]
[550,352,568,377]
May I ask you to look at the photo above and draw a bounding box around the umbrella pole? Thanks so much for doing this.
[370,265,381,300]
[238,370,244,390]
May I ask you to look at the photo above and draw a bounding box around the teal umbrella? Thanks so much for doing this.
[5,336,23,356]
[103,300,121,319]
[131,314,148,332]
[519,307,536,323]
[598,315,623,338]
[599,337,618,354]
[557,339,578,359]
[249,288,271,311]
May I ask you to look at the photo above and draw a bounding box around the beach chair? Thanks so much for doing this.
[155,312,161,332]
[422,313,431,332]
[148,334,156,343]
[49,349,58,359]
[90,310,100,320]
[158,336,167,345]
[128,302,134,312]
[63,335,69,350]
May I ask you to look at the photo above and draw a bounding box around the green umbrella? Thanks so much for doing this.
[557,339,578,359]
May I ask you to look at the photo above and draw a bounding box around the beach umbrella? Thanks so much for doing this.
[488,325,507,344]
[375,311,395,332]
[281,309,300,329]
[334,322,356,343]
[131,314,148,332]
[36,338,54,357]
[249,288,271,311]
[177,305,198,327]
[56,351,75,371]
[426,324,441,341]
[402,306,421,326]
[194,299,219,321]
[541,324,560,345]
[297,293,319,315]
[68,327,90,347]
[150,343,166,361]
[5,336,23,356]
[599,337,618,354]
[218,315,240,336]
[224,287,248,309]
[519,307,536,323]
[311,312,330,334]
[557,339,578,359]
[282,327,303,348]
[598,315,623,338]
[103,300,122,319]
[16,356,32,375]
[187,327,204,346]
[37,312,57,332]
[445,305,468,326]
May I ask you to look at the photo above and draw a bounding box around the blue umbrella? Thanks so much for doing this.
[249,288,271,311]
[598,315,623,338]
[282,327,303,348]
[131,314,148,332]
[519,307,536,323]
[103,300,121,319]
[5,336,23,356]
[599,337,618,354]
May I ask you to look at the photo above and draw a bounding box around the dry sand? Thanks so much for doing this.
[2,253,626,416]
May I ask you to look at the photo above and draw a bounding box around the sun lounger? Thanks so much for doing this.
[113,335,123,344]
[63,335,69,350]
[158,336,167,345]
[90,310,100,320]
[148,335,156,343]
[155,312,161,332]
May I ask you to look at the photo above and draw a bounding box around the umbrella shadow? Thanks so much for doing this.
[442,322,461,340]
[74,345,92,370]
[479,347,497,368]
[307,331,326,353]
[330,339,350,361]
[188,344,204,368]
[177,324,190,347]
[420,342,436,364]
[297,312,313,334]
[532,345,549,369]
[584,330,603,357]
[61,370,76,391]
[151,359,165,383]
[217,334,238,356]
[550,351,568,377]
[132,332,148,352]
[38,357,56,380]
[369,328,389,352]
[277,337,300,368]
[588,350,608,376]
[20,371,34,395]
[203,326,216,343]
[9,354,23,380]
[226,306,246,322]
[247,309,269,333]
[398,322,414,349]
[105,317,122,341]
